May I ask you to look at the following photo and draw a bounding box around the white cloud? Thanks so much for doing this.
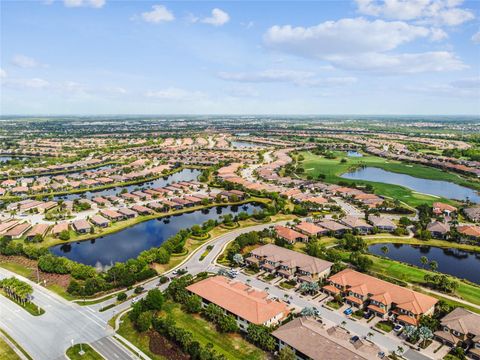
[329,51,467,73]
[406,77,480,97]
[201,8,230,26]
[218,69,357,87]
[227,85,259,98]
[472,31,480,44]
[141,5,174,24]
[145,87,205,101]
[264,18,465,73]
[11,54,42,68]
[4,78,51,89]
[218,69,316,84]
[63,0,105,8]
[355,0,474,26]
[0,69,6,78]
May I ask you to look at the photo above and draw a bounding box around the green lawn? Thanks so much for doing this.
[299,151,475,206]
[0,262,33,278]
[375,320,394,333]
[162,302,265,360]
[0,336,21,360]
[368,255,480,308]
[66,344,103,360]
[0,290,45,316]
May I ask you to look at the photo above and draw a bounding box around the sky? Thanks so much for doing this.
[1,0,479,115]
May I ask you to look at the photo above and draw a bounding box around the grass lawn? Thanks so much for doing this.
[66,344,103,360]
[162,302,265,360]
[326,300,343,309]
[279,280,296,289]
[299,151,472,206]
[0,336,21,360]
[0,262,33,278]
[368,255,480,308]
[375,320,394,333]
[0,290,45,316]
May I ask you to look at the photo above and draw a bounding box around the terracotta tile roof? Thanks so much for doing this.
[329,269,437,315]
[457,225,480,238]
[295,221,327,236]
[274,225,308,242]
[186,276,288,325]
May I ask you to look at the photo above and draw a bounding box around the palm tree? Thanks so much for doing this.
[340,320,347,328]
[429,260,438,272]
[380,246,389,256]
[396,346,404,355]
[420,256,428,268]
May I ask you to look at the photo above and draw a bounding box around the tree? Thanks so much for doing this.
[145,289,164,311]
[246,324,275,352]
[184,294,202,313]
[136,311,153,332]
[429,260,438,272]
[300,307,317,317]
[278,345,296,360]
[381,246,389,256]
[233,253,244,266]
[420,256,428,268]
[117,292,127,301]
[418,326,433,347]
[217,314,238,333]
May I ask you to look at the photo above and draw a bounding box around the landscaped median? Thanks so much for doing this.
[0,277,45,316]
[66,344,103,360]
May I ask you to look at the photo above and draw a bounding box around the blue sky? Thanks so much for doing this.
[1,0,479,115]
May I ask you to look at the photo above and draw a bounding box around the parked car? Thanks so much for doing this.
[131,297,139,304]
[363,312,373,320]
[350,335,360,343]
[393,324,404,333]
[343,308,353,316]
[378,351,385,358]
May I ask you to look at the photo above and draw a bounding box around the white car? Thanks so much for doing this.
[393,324,404,333]
[131,297,139,304]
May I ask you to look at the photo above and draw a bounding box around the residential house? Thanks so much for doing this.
[464,207,480,223]
[4,223,32,239]
[131,205,154,215]
[117,208,137,219]
[51,222,69,237]
[186,276,289,332]
[323,269,437,326]
[274,225,308,244]
[340,216,373,234]
[25,223,49,241]
[433,202,458,216]
[272,317,368,360]
[72,219,92,234]
[90,215,110,228]
[294,221,328,238]
[457,225,480,242]
[316,220,349,236]
[434,307,480,360]
[368,216,397,232]
[246,244,332,283]
[99,209,124,221]
[427,221,450,239]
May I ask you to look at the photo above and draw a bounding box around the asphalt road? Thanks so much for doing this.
[0,268,134,360]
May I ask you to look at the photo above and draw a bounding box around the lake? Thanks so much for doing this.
[369,243,480,284]
[342,167,480,203]
[54,168,201,201]
[50,203,263,267]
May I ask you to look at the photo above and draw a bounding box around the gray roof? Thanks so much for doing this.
[440,307,480,336]
[272,317,368,360]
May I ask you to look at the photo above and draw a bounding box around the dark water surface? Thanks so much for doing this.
[50,203,263,267]
[369,243,480,284]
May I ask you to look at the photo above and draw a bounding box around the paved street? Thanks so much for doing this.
[0,268,135,360]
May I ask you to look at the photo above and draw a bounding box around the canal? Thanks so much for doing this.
[50,203,263,267]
